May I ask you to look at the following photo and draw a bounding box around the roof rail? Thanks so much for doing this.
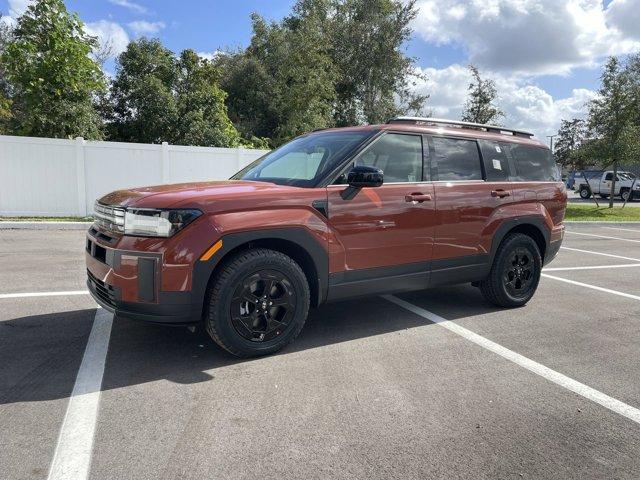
[386,116,534,138]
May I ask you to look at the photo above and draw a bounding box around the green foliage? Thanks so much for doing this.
[105,39,244,147]
[461,65,504,125]
[554,118,588,168]
[1,0,105,139]
[0,15,13,133]
[221,0,426,146]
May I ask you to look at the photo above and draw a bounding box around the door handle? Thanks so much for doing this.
[491,190,510,198]
[405,193,432,203]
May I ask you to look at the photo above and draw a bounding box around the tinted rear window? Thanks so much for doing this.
[501,143,559,182]
[431,137,482,181]
[479,140,511,181]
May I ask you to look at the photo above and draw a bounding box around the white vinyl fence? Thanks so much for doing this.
[0,134,269,216]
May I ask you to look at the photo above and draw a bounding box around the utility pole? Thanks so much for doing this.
[547,134,557,152]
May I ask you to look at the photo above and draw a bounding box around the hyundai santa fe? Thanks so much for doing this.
[86,117,567,357]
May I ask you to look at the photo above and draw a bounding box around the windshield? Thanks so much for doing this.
[231,130,374,187]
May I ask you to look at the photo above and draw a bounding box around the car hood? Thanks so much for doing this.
[98,180,302,210]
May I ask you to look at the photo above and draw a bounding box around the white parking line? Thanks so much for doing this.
[47,309,113,480]
[601,226,640,233]
[544,263,640,272]
[0,290,89,299]
[565,231,640,243]
[383,294,640,425]
[560,246,640,262]
[541,273,640,302]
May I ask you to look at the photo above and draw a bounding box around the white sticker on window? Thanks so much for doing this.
[495,145,502,153]
[492,159,502,170]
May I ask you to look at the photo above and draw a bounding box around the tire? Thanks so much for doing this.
[621,189,630,202]
[479,233,542,308]
[579,187,591,199]
[204,248,310,358]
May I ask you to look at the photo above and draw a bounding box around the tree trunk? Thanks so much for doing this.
[622,177,637,209]
[609,161,618,209]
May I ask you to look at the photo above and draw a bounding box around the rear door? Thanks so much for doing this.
[326,132,436,298]
[429,136,513,285]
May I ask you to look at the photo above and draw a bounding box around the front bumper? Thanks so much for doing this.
[85,226,205,325]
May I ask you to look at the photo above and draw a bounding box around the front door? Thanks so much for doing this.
[326,132,437,300]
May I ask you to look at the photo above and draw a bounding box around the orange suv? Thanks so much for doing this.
[86,117,566,357]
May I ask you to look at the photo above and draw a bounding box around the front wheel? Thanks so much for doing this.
[205,248,310,357]
[479,233,542,308]
[579,187,591,199]
[621,189,631,202]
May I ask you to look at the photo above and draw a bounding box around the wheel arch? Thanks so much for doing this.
[489,218,549,265]
[193,228,328,319]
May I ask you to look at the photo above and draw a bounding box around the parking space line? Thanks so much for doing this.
[601,226,640,233]
[565,231,640,243]
[560,246,640,262]
[0,290,89,299]
[47,309,113,480]
[383,294,640,425]
[544,263,640,272]
[541,274,640,302]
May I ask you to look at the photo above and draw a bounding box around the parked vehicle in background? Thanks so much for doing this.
[568,170,603,191]
[575,170,640,201]
[86,117,566,357]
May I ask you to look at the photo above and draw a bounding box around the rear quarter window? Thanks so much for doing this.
[502,143,559,182]
[479,140,511,181]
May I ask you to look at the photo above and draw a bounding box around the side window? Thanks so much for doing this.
[355,133,423,183]
[431,137,482,181]
[604,172,613,181]
[503,144,560,181]
[479,140,511,181]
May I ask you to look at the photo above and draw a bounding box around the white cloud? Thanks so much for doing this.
[127,20,165,36]
[413,64,597,140]
[7,0,32,17]
[85,20,130,58]
[108,0,148,15]
[197,51,223,61]
[606,0,640,40]
[413,0,640,75]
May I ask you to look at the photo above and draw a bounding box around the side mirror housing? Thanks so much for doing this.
[341,165,383,200]
[347,165,384,188]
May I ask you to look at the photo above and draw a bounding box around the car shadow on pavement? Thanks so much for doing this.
[0,285,502,405]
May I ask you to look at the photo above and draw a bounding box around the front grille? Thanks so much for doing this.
[94,202,125,234]
[87,270,117,308]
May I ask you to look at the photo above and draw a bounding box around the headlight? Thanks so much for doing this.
[124,209,202,237]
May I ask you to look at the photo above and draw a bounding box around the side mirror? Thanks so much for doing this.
[341,165,383,200]
[347,165,384,188]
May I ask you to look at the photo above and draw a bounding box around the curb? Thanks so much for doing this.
[565,221,640,226]
[0,221,92,230]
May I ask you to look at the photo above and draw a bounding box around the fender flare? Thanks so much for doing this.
[191,228,329,316]
[488,216,550,265]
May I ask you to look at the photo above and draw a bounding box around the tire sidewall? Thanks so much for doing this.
[209,251,309,356]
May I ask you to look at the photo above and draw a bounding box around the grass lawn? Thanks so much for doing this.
[565,204,640,221]
[0,216,93,222]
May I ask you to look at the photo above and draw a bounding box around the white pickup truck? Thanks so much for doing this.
[575,170,640,201]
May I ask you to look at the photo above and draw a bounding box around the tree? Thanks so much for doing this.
[174,50,243,147]
[461,65,504,125]
[1,0,105,139]
[0,15,13,134]
[105,38,178,144]
[221,4,337,146]
[331,0,427,125]
[105,39,245,147]
[554,118,588,168]
[587,56,636,208]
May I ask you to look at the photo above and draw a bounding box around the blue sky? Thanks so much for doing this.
[3,0,640,140]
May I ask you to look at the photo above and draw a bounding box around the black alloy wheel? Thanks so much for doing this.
[231,269,296,342]
[502,248,535,300]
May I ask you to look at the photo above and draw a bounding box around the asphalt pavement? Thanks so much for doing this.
[1,225,640,479]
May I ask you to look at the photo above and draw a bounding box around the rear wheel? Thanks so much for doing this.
[579,186,591,199]
[205,248,310,357]
[479,233,542,308]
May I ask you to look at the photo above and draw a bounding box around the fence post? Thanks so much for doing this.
[161,142,170,183]
[75,137,87,217]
